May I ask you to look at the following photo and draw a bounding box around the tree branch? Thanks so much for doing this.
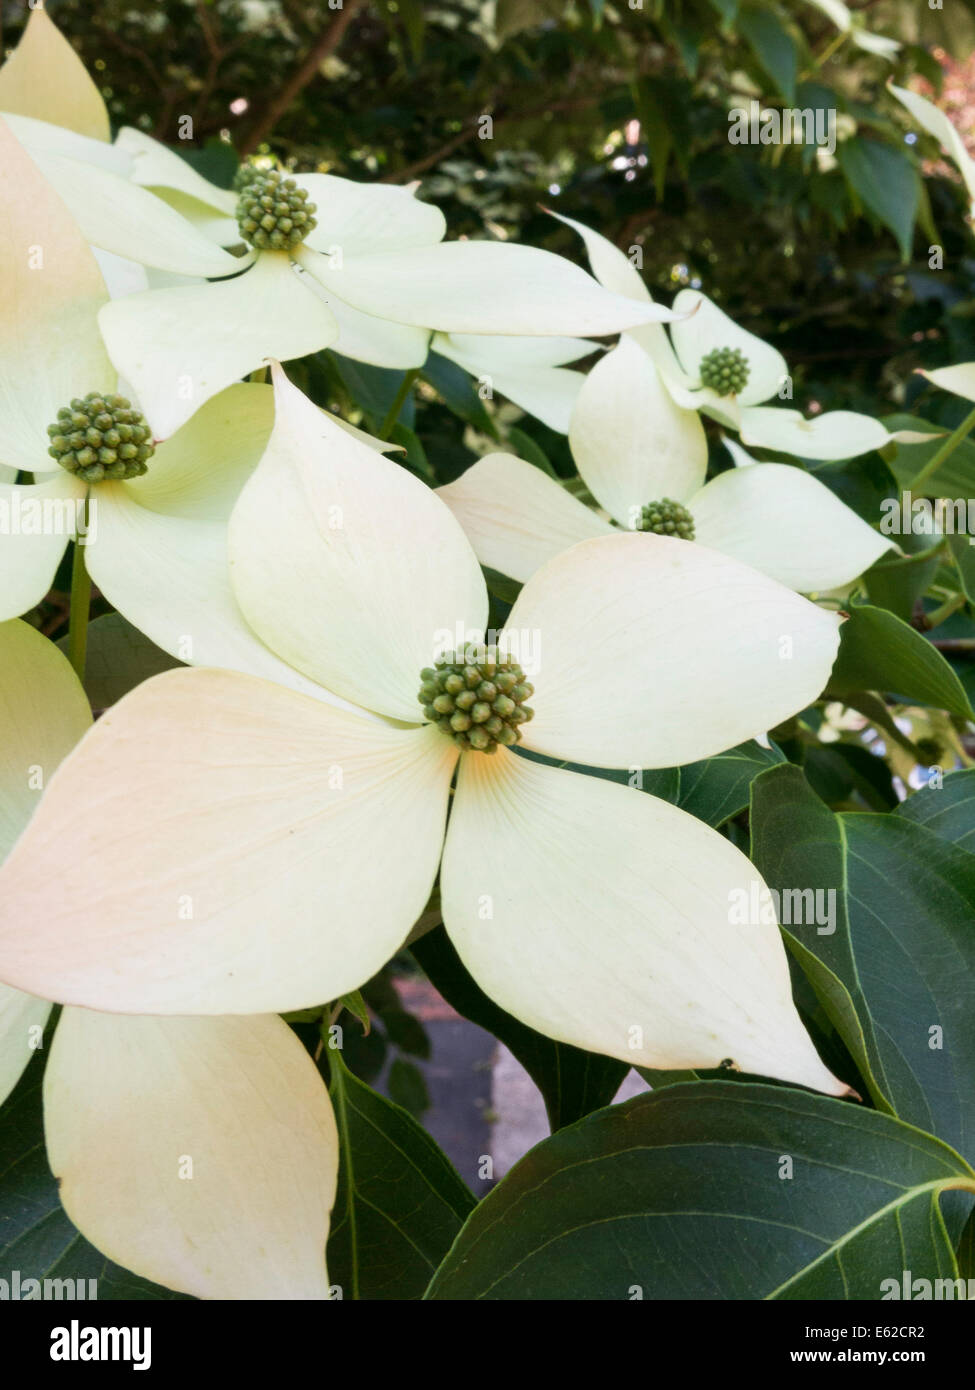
[240,0,365,155]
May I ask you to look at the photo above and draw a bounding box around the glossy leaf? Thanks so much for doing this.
[426,1082,974,1299]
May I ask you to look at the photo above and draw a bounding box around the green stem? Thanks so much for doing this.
[907,404,975,492]
[803,28,847,77]
[923,592,966,629]
[67,499,92,682]
[379,368,420,440]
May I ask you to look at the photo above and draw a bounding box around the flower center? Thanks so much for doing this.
[235,169,317,251]
[418,646,534,753]
[635,498,695,540]
[46,393,154,482]
[698,345,750,396]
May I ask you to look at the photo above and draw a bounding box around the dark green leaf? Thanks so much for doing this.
[738,6,798,102]
[837,138,920,261]
[827,603,973,719]
[750,763,975,1167]
[895,768,975,853]
[426,1082,973,1299]
[326,1050,475,1300]
[57,612,181,711]
[676,740,784,826]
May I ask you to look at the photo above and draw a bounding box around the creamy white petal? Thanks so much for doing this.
[150,188,242,249]
[28,149,241,278]
[443,751,846,1093]
[0,617,87,1106]
[545,209,652,302]
[489,366,586,434]
[0,121,114,473]
[920,363,975,404]
[690,462,893,591]
[739,405,902,461]
[85,487,352,704]
[116,126,237,214]
[0,475,85,621]
[433,332,594,431]
[93,248,150,300]
[45,1010,338,1299]
[568,338,708,524]
[852,30,900,58]
[438,452,611,583]
[98,254,338,439]
[0,8,109,141]
[0,984,50,1107]
[435,332,597,370]
[545,212,689,377]
[122,382,273,522]
[293,251,430,368]
[670,289,788,406]
[723,434,760,467]
[229,364,488,721]
[890,83,975,213]
[1,111,128,172]
[0,617,91,857]
[509,532,841,769]
[305,240,684,336]
[296,172,446,254]
[0,669,455,1014]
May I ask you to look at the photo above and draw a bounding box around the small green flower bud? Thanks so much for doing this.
[636,498,696,541]
[698,345,750,397]
[419,645,535,753]
[235,168,317,251]
[46,392,154,483]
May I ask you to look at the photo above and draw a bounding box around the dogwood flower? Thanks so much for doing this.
[550,211,924,461]
[0,11,686,438]
[104,129,684,435]
[0,618,338,1300]
[0,121,368,699]
[0,362,849,1095]
[438,337,893,591]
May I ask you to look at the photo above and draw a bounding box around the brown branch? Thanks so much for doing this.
[240,0,365,155]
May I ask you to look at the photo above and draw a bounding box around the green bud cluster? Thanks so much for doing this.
[232,164,264,193]
[235,169,317,251]
[636,498,696,540]
[699,345,750,396]
[46,393,154,483]
[418,646,535,753]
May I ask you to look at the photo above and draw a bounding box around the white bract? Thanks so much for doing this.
[430,331,596,433]
[438,338,894,591]
[550,210,925,461]
[0,10,686,439]
[890,82,975,221]
[0,362,848,1096]
[0,121,358,699]
[0,619,338,1300]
